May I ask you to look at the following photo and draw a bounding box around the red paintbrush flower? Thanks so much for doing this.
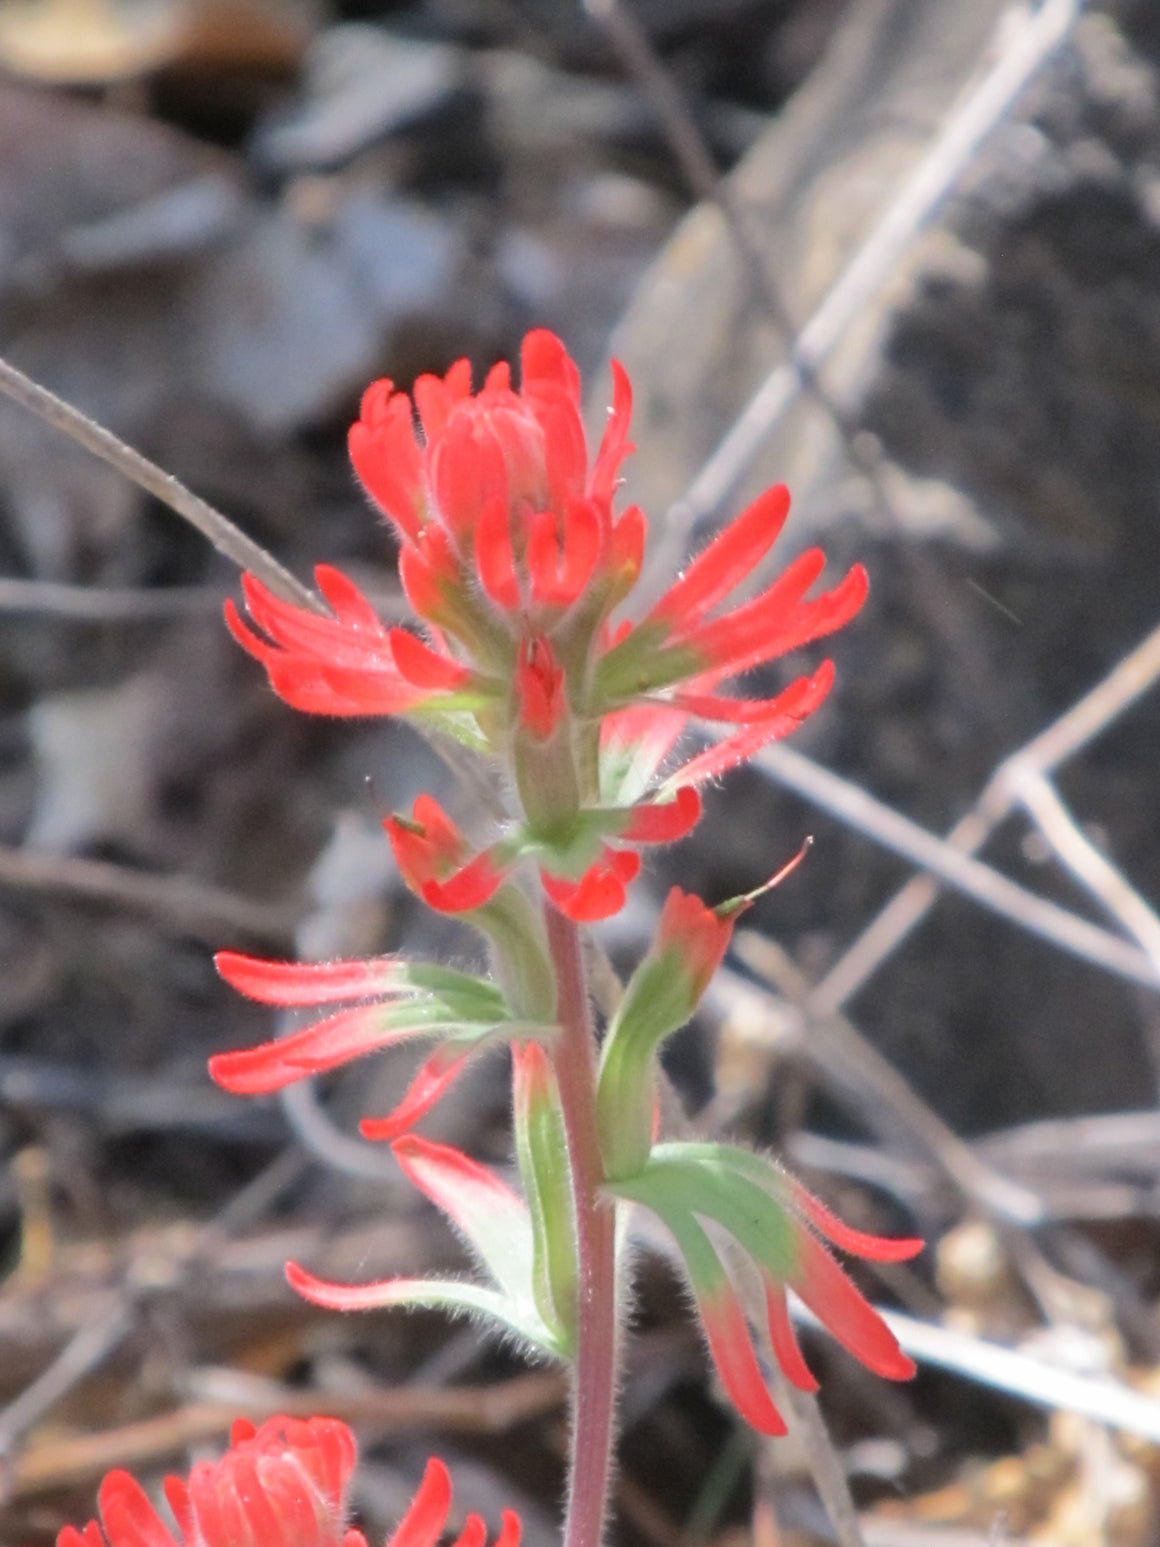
[57,1416,366,1547]
[225,330,865,919]
[56,1419,520,1547]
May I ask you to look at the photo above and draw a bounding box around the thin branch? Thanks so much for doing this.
[1016,769,1160,973]
[0,844,296,946]
[0,1301,135,1473]
[836,1305,1160,1443]
[750,741,1160,992]
[723,940,1044,1226]
[0,354,321,614]
[9,1371,566,1499]
[769,1370,866,1547]
[0,579,224,620]
[279,1077,404,1183]
[811,614,1160,1014]
[658,0,1080,554]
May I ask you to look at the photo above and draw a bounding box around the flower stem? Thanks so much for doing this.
[544,902,618,1547]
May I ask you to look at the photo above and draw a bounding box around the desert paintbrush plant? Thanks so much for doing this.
[199,332,921,1547]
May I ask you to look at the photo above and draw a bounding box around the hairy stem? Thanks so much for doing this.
[544,903,618,1547]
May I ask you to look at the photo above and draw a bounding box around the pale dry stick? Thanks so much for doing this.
[0,355,321,614]
[0,843,296,946]
[0,579,225,619]
[841,1305,1160,1443]
[10,1371,567,1499]
[768,1366,866,1547]
[581,0,926,537]
[0,1300,135,1490]
[810,613,1160,1015]
[41,869,255,970]
[279,1074,403,1183]
[750,741,1160,991]
[646,0,1081,581]
[1014,768,1160,973]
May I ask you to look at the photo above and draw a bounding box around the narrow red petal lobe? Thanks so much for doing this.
[414,371,456,442]
[58,1525,106,1547]
[315,565,385,631]
[390,628,473,690]
[698,1283,788,1437]
[493,1511,522,1547]
[208,1004,428,1094]
[620,786,702,844]
[94,1473,178,1547]
[790,1231,916,1381]
[516,636,566,740]
[521,329,581,402]
[685,547,826,672]
[476,494,522,611]
[589,359,634,507]
[349,395,424,544]
[386,1458,451,1547]
[764,1278,819,1392]
[386,796,468,892]
[452,1517,488,1547]
[392,1133,528,1243]
[423,850,508,913]
[672,659,835,726]
[287,1259,406,1311]
[668,664,835,786]
[791,1181,924,1263]
[542,849,639,922]
[360,1044,477,1141]
[214,951,403,1006]
[650,484,791,632]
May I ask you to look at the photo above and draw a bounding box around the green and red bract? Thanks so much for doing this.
[596,887,737,1182]
[57,1418,520,1547]
[608,1145,921,1435]
[210,329,920,1467]
[287,1135,569,1356]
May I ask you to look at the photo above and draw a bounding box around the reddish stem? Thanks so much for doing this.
[544,902,618,1547]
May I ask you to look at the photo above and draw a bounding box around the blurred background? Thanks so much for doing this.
[2,0,1160,1542]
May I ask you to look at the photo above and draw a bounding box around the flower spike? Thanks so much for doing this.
[209,327,915,1458]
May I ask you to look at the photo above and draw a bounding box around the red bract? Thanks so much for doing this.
[57,1424,520,1547]
[349,335,634,624]
[57,1416,366,1547]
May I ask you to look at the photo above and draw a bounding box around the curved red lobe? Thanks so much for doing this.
[476,494,521,612]
[764,1278,819,1393]
[389,629,472,691]
[649,484,791,633]
[422,850,508,913]
[528,499,601,608]
[349,388,424,545]
[360,1043,478,1141]
[542,848,640,922]
[589,358,634,508]
[620,786,701,844]
[386,1459,452,1547]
